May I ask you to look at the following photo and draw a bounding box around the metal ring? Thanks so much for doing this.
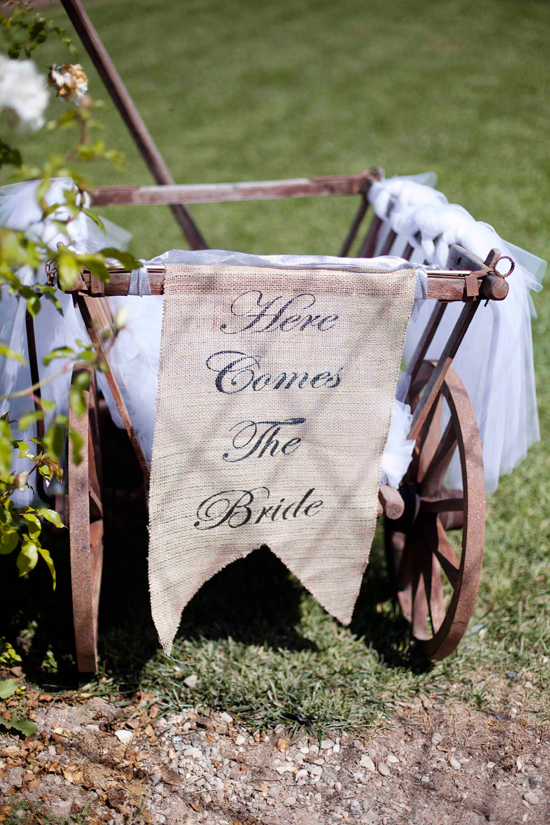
[494,256,515,278]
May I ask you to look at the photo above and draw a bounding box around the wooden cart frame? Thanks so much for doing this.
[26,0,510,674]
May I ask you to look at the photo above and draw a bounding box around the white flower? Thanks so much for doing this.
[48,63,88,105]
[0,54,49,132]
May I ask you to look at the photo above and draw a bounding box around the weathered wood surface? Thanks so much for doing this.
[92,174,374,207]
[407,249,502,441]
[73,268,508,302]
[385,362,485,660]
[69,365,104,674]
[60,0,206,249]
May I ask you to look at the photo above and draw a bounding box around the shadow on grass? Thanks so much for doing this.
[0,429,429,687]
[0,520,429,689]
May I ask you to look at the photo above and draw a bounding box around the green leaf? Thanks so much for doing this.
[0,436,12,477]
[69,428,84,466]
[0,139,22,168]
[18,411,44,431]
[82,208,105,233]
[56,249,81,292]
[38,508,65,529]
[42,346,74,366]
[43,422,64,461]
[0,530,18,555]
[0,342,25,364]
[101,248,140,271]
[38,546,56,590]
[17,541,39,576]
[35,177,51,208]
[25,294,41,318]
[0,679,18,699]
[69,371,90,417]
[22,513,41,539]
[8,715,38,736]
[16,440,29,458]
[85,259,110,283]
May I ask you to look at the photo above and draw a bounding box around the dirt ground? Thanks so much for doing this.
[0,688,548,825]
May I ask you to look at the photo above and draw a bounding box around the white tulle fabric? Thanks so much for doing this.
[368,175,546,492]
[0,179,131,505]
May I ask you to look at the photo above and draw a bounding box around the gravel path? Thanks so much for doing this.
[1,693,548,824]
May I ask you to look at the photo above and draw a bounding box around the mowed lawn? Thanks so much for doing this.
[7,0,550,731]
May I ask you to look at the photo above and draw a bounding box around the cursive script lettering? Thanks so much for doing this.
[194,487,323,530]
[220,290,338,335]
[223,417,305,463]
[206,350,343,394]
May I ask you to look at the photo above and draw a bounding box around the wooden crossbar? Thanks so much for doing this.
[92,174,374,207]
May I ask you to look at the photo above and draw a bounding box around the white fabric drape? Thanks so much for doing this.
[367,174,545,492]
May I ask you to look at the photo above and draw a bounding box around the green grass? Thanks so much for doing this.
[2,0,550,734]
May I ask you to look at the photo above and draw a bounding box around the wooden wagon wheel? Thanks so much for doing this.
[385,360,485,660]
[68,364,104,674]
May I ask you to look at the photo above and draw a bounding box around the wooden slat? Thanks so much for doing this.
[339,197,369,257]
[357,214,383,258]
[406,302,447,387]
[77,296,150,483]
[60,0,206,250]
[378,485,405,520]
[72,269,499,302]
[407,300,480,441]
[93,174,372,207]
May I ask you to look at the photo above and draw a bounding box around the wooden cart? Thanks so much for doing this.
[38,198,507,674]
[28,0,509,674]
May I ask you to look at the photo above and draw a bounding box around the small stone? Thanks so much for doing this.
[151,773,163,785]
[487,762,495,769]
[321,739,335,750]
[363,812,381,824]
[114,729,134,744]
[235,735,246,746]
[421,775,430,784]
[220,712,233,724]
[360,755,375,772]
[431,733,443,745]
[367,747,377,759]
[353,740,363,750]
[295,769,308,781]
[377,762,390,777]
[335,781,342,791]
[523,792,539,805]
[183,674,198,689]
[449,757,461,770]
[386,754,399,764]
[7,767,24,788]
[309,765,323,776]
[183,747,202,759]
[284,796,297,806]
[333,743,340,754]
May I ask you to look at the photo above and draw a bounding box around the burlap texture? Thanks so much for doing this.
[149,264,416,654]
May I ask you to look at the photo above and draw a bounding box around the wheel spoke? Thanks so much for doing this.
[420,496,464,513]
[417,394,443,483]
[416,516,447,635]
[411,536,430,640]
[420,418,458,497]
[434,520,460,588]
[394,532,413,622]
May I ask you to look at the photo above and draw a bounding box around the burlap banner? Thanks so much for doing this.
[148,263,416,654]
